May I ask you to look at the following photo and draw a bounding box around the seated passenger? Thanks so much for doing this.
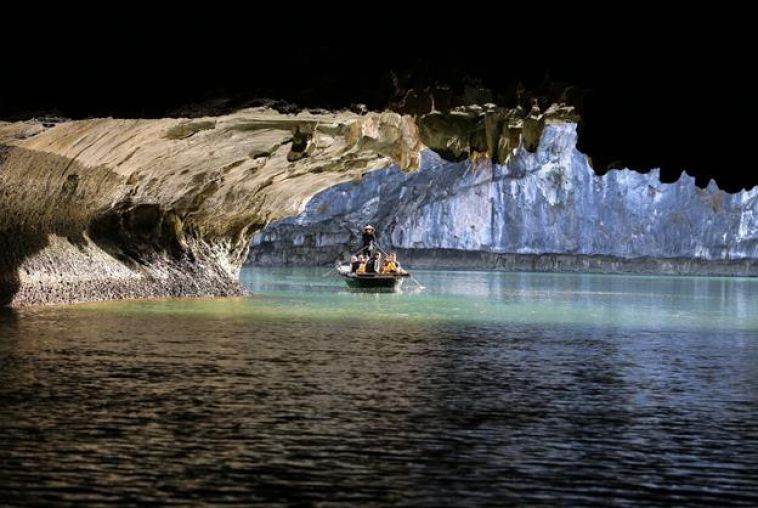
[389,252,408,274]
[350,255,360,272]
[383,256,397,273]
[357,255,367,273]
[364,252,381,273]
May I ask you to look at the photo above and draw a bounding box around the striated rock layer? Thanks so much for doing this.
[250,123,758,276]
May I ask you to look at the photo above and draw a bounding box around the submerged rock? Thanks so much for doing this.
[250,123,758,275]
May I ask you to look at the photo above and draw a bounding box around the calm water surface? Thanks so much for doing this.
[1,268,758,505]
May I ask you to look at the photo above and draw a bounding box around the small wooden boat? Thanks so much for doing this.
[337,265,410,291]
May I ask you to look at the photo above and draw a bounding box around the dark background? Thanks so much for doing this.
[1,14,754,191]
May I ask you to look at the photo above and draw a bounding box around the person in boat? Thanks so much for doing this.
[360,225,377,256]
[350,255,360,273]
[382,253,398,273]
[356,255,368,273]
[364,252,381,274]
[389,252,409,274]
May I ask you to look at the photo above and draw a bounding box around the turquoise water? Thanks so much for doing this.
[1,268,757,505]
[242,268,758,331]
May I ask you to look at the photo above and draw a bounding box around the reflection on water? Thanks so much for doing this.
[1,268,757,505]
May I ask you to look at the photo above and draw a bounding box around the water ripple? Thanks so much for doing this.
[1,270,758,505]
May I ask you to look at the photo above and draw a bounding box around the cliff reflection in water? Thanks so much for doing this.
[1,268,757,505]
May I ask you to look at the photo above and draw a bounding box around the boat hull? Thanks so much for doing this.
[341,274,406,291]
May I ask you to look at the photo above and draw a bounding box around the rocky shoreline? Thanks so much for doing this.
[1,234,246,306]
[249,246,758,277]
[7,269,246,307]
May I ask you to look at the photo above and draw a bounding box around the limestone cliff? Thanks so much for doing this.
[250,123,758,276]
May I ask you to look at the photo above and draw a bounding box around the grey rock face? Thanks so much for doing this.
[250,123,758,270]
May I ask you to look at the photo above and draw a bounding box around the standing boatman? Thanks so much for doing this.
[361,225,377,256]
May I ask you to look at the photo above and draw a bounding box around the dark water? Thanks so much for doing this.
[1,268,758,506]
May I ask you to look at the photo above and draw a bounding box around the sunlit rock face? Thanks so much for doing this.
[250,123,758,274]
